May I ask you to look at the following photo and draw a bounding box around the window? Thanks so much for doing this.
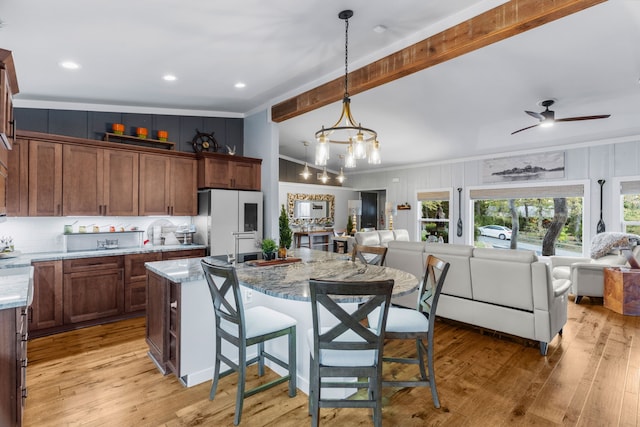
[417,190,451,243]
[470,183,584,256]
[621,180,640,234]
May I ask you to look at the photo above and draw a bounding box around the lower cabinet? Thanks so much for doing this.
[0,306,28,427]
[29,248,205,337]
[63,256,124,324]
[125,252,162,313]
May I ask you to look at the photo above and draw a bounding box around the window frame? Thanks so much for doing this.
[416,188,453,243]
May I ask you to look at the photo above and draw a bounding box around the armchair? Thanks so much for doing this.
[551,245,640,304]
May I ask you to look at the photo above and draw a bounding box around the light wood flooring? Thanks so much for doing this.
[23,297,640,426]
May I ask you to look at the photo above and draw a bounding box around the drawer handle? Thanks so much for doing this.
[170,301,178,309]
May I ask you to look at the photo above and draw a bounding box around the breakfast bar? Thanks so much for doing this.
[144,248,418,393]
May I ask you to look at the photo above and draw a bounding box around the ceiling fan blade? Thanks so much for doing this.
[525,110,544,120]
[555,114,611,122]
[511,123,540,135]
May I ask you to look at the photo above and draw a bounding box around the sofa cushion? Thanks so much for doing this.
[470,249,537,311]
[552,265,571,280]
[386,241,427,280]
[424,243,474,299]
[377,230,395,247]
[393,229,410,241]
[355,231,380,247]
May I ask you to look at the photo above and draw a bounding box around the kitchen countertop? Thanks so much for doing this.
[0,266,34,310]
[0,244,208,269]
[145,248,418,302]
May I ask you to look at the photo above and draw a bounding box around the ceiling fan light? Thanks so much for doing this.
[540,120,554,128]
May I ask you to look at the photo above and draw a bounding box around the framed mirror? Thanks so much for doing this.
[287,193,335,225]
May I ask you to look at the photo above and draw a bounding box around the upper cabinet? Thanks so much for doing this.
[0,49,18,217]
[29,140,63,216]
[139,153,197,216]
[63,145,139,216]
[197,152,261,191]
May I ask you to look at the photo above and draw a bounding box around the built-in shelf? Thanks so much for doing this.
[63,230,144,236]
[103,132,175,150]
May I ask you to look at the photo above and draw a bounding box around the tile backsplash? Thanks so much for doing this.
[0,216,194,253]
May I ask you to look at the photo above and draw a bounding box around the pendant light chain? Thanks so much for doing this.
[344,17,349,98]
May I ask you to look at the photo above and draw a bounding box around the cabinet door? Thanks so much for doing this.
[6,137,28,216]
[232,161,260,190]
[63,268,124,324]
[63,144,104,216]
[198,156,231,189]
[146,270,169,374]
[29,140,63,216]
[30,260,63,331]
[170,157,197,216]
[139,153,172,215]
[0,308,19,427]
[124,252,161,313]
[103,149,139,216]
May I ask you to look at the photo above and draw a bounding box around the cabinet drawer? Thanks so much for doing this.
[125,252,162,283]
[162,249,205,261]
[63,255,124,273]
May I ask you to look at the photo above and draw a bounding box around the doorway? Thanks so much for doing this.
[360,192,378,230]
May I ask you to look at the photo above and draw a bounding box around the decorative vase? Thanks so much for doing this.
[278,247,287,259]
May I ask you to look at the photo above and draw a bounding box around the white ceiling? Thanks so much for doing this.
[2,0,640,174]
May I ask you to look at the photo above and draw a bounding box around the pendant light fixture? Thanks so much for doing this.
[314,10,380,169]
[300,141,311,180]
[336,155,346,183]
[320,167,330,184]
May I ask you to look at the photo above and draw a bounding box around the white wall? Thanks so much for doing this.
[347,136,640,247]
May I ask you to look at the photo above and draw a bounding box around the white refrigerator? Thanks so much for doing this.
[195,189,263,260]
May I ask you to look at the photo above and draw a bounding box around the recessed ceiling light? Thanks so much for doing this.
[163,74,177,81]
[373,25,387,34]
[234,82,246,89]
[60,61,80,70]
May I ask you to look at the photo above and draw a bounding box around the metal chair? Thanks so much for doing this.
[351,243,388,266]
[369,254,449,408]
[308,278,394,427]
[201,259,297,425]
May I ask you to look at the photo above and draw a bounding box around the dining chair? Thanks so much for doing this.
[369,254,449,408]
[307,278,394,427]
[201,259,297,425]
[351,243,388,266]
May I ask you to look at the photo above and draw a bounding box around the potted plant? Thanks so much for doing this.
[347,215,355,236]
[279,204,292,259]
[261,238,277,261]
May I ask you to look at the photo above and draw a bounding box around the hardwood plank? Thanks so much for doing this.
[271,0,607,122]
[23,300,640,426]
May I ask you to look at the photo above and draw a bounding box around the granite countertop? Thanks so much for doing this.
[0,266,34,310]
[146,248,418,302]
[0,244,207,269]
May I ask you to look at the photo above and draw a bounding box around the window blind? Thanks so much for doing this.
[621,181,640,195]
[417,190,450,201]
[470,184,584,200]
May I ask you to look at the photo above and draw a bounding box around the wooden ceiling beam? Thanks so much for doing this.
[271,0,606,123]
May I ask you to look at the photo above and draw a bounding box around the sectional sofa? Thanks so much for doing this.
[385,241,571,355]
[344,229,410,253]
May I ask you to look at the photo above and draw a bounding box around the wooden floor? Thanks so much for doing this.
[23,296,640,426]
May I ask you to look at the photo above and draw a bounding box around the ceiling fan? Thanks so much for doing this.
[511,99,611,135]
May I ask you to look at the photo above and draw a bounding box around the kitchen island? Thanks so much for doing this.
[145,248,418,393]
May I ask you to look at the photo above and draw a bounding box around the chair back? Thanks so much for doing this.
[201,259,245,339]
[309,279,393,365]
[417,255,450,328]
[351,243,388,266]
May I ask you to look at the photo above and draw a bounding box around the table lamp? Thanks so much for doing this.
[347,200,362,234]
[385,201,398,230]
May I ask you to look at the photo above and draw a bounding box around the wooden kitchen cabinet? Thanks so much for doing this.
[63,256,124,324]
[139,153,197,216]
[0,306,27,427]
[62,145,138,216]
[162,248,205,261]
[29,140,63,216]
[197,152,261,191]
[146,270,171,374]
[6,138,28,216]
[29,260,63,331]
[124,252,161,313]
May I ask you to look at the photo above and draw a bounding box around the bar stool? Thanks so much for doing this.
[201,259,297,425]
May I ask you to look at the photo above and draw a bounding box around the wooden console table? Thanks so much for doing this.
[604,267,640,315]
[294,230,332,251]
